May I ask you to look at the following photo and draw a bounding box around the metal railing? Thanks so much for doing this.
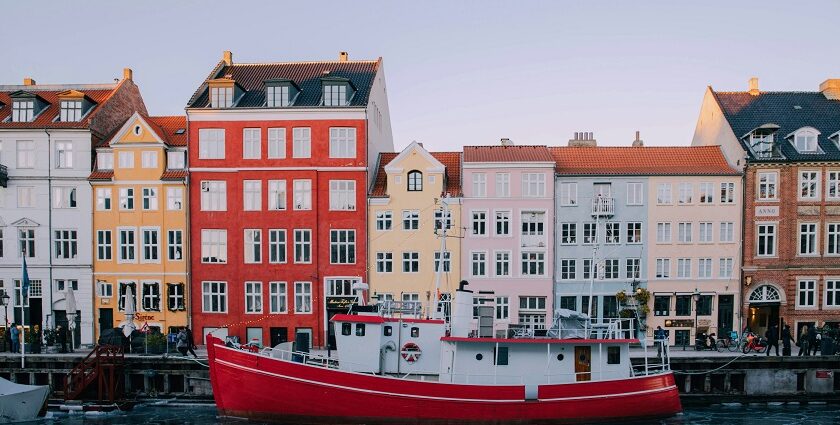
[591,197,615,216]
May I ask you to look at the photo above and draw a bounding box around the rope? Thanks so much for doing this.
[670,352,750,375]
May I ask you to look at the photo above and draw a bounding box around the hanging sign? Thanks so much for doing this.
[326,296,357,309]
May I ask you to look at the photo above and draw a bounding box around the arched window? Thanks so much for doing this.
[748,285,781,303]
[793,129,819,153]
[407,170,423,191]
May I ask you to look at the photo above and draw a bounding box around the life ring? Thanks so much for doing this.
[400,342,422,363]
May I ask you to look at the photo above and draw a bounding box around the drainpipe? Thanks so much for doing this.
[738,161,747,335]
[44,129,54,332]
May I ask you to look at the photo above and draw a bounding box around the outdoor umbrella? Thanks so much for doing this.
[65,286,77,349]
[121,286,136,338]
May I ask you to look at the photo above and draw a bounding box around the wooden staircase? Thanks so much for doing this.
[64,345,125,402]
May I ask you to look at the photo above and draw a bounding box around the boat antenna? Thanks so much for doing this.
[431,196,449,320]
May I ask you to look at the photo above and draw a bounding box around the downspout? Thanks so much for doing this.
[738,161,747,335]
[44,129,54,331]
[184,114,192,332]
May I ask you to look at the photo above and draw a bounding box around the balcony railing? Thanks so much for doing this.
[0,164,7,188]
[591,197,614,216]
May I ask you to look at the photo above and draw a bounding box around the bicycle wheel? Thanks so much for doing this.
[756,345,766,354]
[716,339,726,352]
[742,344,752,354]
[728,339,739,352]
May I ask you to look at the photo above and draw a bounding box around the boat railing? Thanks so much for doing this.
[444,373,525,385]
[256,346,379,373]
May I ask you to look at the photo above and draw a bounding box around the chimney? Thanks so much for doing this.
[23,77,36,86]
[820,79,840,100]
[568,131,597,147]
[222,50,233,66]
[500,138,513,146]
[338,51,349,62]
[123,68,133,81]
[632,130,644,147]
[748,77,760,96]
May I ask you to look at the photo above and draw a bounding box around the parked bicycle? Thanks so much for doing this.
[715,331,741,352]
[741,332,767,354]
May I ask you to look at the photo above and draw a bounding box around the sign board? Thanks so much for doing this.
[815,370,832,379]
[135,314,155,321]
[664,319,695,328]
[326,296,357,309]
[755,206,779,217]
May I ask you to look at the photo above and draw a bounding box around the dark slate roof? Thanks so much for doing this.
[713,90,840,161]
[187,60,379,108]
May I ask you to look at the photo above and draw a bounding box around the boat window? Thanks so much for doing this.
[341,323,351,336]
[411,327,420,338]
[383,325,393,336]
[607,346,621,364]
[475,353,483,361]
[355,324,366,337]
[556,353,564,361]
[494,347,509,365]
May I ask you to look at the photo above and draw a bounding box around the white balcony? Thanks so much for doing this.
[591,197,615,217]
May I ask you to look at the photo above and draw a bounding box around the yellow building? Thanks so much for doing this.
[89,113,189,339]
[368,142,463,314]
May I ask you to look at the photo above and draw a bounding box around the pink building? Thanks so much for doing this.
[460,144,556,335]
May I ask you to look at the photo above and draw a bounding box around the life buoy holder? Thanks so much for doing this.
[400,342,422,363]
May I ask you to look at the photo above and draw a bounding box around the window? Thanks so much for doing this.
[828,171,840,200]
[582,259,593,280]
[656,258,670,279]
[495,297,509,320]
[675,295,691,316]
[329,128,356,158]
[794,130,819,152]
[521,252,545,276]
[495,211,510,236]
[828,223,840,255]
[720,222,734,243]
[696,295,713,315]
[678,183,693,204]
[55,141,74,168]
[12,100,34,122]
[626,222,642,244]
[269,282,287,313]
[245,229,262,263]
[677,258,691,278]
[267,85,290,107]
[657,183,672,204]
[99,281,113,298]
[167,283,185,311]
[720,182,735,203]
[329,180,356,210]
[560,223,577,244]
[472,173,487,197]
[434,209,453,231]
[826,280,840,308]
[402,210,419,230]
[434,251,451,272]
[402,252,420,273]
[678,222,692,243]
[294,230,312,263]
[719,258,734,278]
[142,282,161,311]
[292,128,311,158]
[521,212,545,236]
[118,228,136,262]
[200,181,226,211]
[294,282,312,313]
[495,251,511,277]
[757,224,777,257]
[53,187,77,208]
[376,211,392,231]
[293,180,311,210]
[142,187,158,210]
[800,171,820,199]
[603,259,619,279]
[202,281,227,313]
[243,180,261,211]
[376,252,393,273]
[15,140,35,169]
[118,282,137,311]
[97,152,114,170]
[605,222,620,244]
[559,182,577,206]
[699,222,713,243]
[210,86,233,108]
[518,297,547,330]
[97,230,112,260]
[267,180,286,210]
[54,230,78,259]
[583,222,597,244]
[758,172,778,200]
[522,173,546,197]
[407,170,423,191]
[330,230,356,264]
[698,258,713,279]
[696,182,713,204]
[166,187,183,210]
[19,229,35,258]
[471,252,487,276]
[167,230,183,261]
[471,211,487,236]
[626,182,643,205]
[167,151,185,169]
[141,228,160,262]
[626,258,641,279]
[797,280,816,308]
[268,229,287,264]
[96,188,112,211]
[245,282,263,313]
[799,223,818,256]
[198,129,225,159]
[267,128,286,158]
[201,229,227,263]
[242,128,261,159]
[323,84,347,106]
[559,259,576,280]
[141,151,157,168]
[496,173,510,197]
[607,346,621,365]
[654,296,670,316]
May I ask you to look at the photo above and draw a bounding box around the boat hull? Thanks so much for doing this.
[0,377,49,423]
[207,337,681,424]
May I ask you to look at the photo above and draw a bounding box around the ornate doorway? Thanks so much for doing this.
[747,285,781,338]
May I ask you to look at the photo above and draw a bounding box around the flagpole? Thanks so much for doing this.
[20,249,27,369]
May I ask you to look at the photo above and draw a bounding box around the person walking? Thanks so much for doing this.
[184,326,198,358]
[57,325,67,353]
[176,328,189,356]
[798,326,810,356]
[765,324,779,356]
[808,324,818,356]
[9,323,19,354]
[781,324,792,356]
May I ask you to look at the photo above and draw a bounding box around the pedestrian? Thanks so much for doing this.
[765,324,779,356]
[813,329,822,356]
[808,324,818,356]
[9,323,19,354]
[4,324,12,352]
[184,326,198,358]
[798,326,809,356]
[57,325,67,353]
[781,324,792,356]
[176,327,189,356]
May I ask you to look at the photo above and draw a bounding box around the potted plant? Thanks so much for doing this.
[43,328,59,354]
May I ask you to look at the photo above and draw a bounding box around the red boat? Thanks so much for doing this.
[206,284,681,424]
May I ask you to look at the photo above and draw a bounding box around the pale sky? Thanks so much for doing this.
[2,1,839,152]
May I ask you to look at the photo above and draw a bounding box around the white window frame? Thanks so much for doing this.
[678,222,692,243]
[243,180,262,211]
[657,183,672,204]
[827,223,840,256]
[201,229,227,264]
[559,182,577,206]
[698,258,713,279]
[141,151,157,168]
[796,279,817,309]
[245,281,263,314]
[117,227,137,264]
[494,250,511,277]
[268,180,287,210]
[522,173,546,197]
[798,222,818,256]
[294,282,312,313]
[202,281,228,313]
[268,229,287,264]
[757,171,778,200]
[167,229,183,261]
[678,182,693,204]
[200,181,227,211]
[375,210,392,231]
[244,229,262,264]
[329,127,356,158]
[242,128,261,159]
[799,170,820,200]
[55,141,74,169]
[141,187,158,211]
[720,222,735,243]
[699,222,713,243]
[495,173,510,197]
[292,127,311,158]
[293,179,312,210]
[166,187,183,211]
[520,251,545,276]
[97,230,112,261]
[626,182,643,205]
[96,188,112,211]
[293,229,312,264]
[329,229,356,264]
[376,252,393,273]
[267,128,286,159]
[756,223,777,257]
[471,251,487,277]
[472,173,487,198]
[329,180,356,211]
[140,227,160,263]
[198,129,225,159]
[269,282,288,313]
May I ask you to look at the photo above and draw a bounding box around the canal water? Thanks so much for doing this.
[24,403,840,424]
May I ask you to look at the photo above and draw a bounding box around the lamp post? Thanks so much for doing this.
[0,291,9,352]
[692,288,701,346]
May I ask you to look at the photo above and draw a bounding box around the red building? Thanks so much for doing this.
[186,51,393,348]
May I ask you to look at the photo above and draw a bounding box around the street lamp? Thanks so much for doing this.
[0,291,9,352]
[692,288,701,346]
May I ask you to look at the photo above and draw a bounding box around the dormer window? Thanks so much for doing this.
[97,152,114,170]
[12,100,34,122]
[791,127,821,153]
[744,124,780,159]
[321,77,355,107]
[210,86,233,108]
[167,151,186,169]
[264,79,299,107]
[60,100,82,122]
[407,170,423,191]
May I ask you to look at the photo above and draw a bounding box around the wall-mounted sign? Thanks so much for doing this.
[815,370,832,379]
[755,206,779,217]
[664,319,695,328]
[326,296,357,309]
[134,314,155,321]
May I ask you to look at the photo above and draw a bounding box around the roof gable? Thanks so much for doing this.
[384,141,446,174]
[370,151,462,198]
[100,113,187,148]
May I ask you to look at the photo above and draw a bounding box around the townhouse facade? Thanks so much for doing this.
[693,77,840,338]
[367,142,463,316]
[186,51,393,348]
[460,144,555,334]
[90,113,189,340]
[0,71,145,346]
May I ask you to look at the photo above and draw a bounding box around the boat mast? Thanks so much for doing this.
[431,196,449,320]
[586,196,602,336]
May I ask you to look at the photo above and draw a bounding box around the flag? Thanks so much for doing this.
[21,255,30,299]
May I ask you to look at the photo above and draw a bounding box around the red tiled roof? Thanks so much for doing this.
[550,146,740,176]
[463,145,554,163]
[99,114,187,148]
[88,170,113,181]
[0,85,119,129]
[161,170,187,180]
[370,152,462,198]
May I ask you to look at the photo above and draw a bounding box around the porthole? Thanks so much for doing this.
[475,353,483,361]
[556,354,564,361]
